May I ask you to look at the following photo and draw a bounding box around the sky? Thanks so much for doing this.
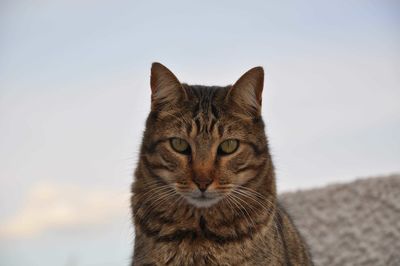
[0,0,399,265]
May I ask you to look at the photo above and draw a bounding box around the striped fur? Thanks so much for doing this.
[131,63,313,266]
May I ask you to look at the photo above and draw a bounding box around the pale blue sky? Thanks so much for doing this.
[1,1,399,265]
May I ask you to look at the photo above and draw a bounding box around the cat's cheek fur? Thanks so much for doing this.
[234,169,259,185]
[152,169,175,182]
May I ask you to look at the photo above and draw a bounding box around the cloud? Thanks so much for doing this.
[0,182,129,239]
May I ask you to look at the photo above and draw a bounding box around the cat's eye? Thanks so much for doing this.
[218,139,239,155]
[170,138,190,154]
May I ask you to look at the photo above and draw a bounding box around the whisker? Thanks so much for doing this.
[229,192,257,230]
[226,194,253,230]
[233,187,285,235]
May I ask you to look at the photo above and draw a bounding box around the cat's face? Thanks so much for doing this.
[141,63,268,208]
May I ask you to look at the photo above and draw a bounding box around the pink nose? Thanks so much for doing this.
[193,178,212,192]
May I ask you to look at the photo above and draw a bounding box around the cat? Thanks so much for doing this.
[131,62,313,266]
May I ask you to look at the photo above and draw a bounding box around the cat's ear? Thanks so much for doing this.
[150,62,186,110]
[226,66,264,117]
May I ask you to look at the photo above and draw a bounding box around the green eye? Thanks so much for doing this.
[218,139,239,155]
[170,138,190,154]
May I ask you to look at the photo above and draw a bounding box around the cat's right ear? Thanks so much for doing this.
[150,62,187,110]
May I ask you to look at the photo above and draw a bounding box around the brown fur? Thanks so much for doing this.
[131,63,313,265]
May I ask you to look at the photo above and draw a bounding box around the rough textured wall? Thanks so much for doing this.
[280,175,400,266]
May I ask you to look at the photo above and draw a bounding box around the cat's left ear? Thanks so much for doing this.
[226,66,264,117]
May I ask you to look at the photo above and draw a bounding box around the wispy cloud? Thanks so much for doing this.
[0,182,129,239]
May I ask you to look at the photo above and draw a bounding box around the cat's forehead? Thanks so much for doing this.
[153,84,256,139]
[184,84,228,105]
[181,85,228,133]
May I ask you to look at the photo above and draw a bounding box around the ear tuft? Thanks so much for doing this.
[227,66,264,116]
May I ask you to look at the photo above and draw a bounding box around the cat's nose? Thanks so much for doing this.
[193,178,212,192]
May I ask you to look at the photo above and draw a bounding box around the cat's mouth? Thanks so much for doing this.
[185,193,222,208]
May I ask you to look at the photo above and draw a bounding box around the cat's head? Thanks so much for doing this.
[140,63,269,208]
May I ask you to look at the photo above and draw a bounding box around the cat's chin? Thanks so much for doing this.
[185,196,222,208]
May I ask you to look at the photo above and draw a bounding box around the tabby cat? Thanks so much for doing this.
[131,63,313,265]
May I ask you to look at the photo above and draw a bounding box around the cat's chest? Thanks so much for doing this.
[134,236,279,266]
[133,214,276,265]
[152,239,252,266]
